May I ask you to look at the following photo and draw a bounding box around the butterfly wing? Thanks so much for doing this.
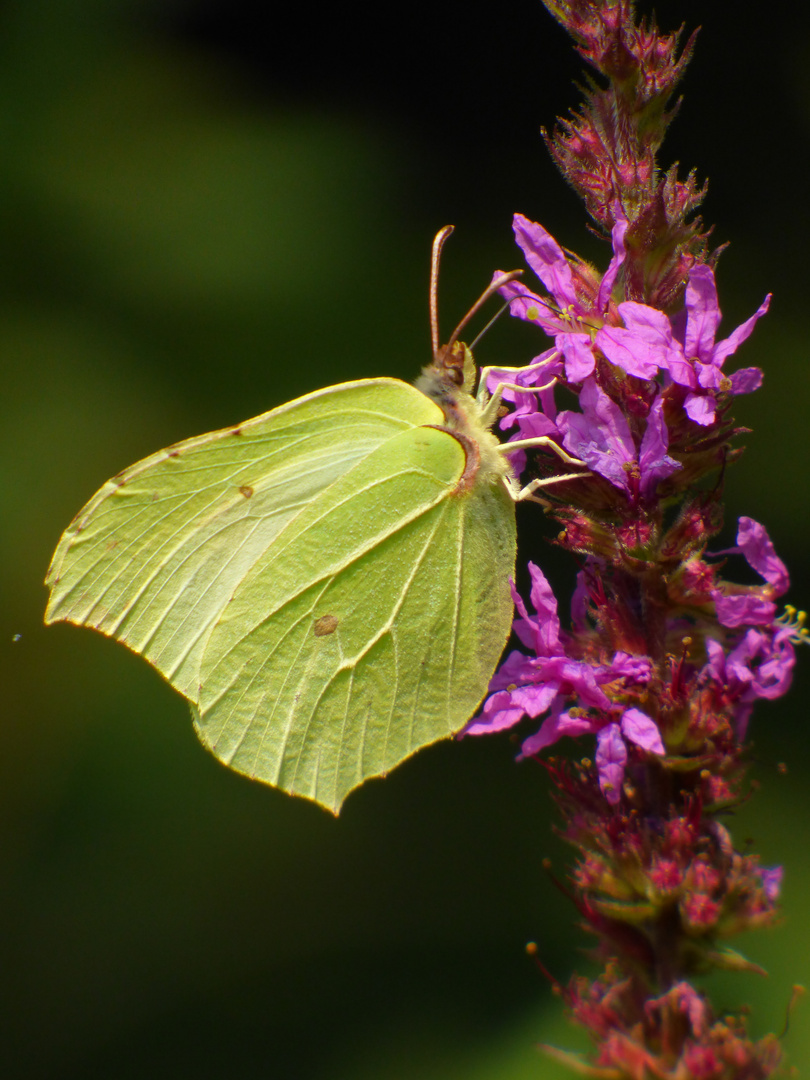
[45,376,516,813]
[45,379,440,698]
[193,422,516,812]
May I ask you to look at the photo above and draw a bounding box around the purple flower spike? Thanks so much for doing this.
[466,1,797,1064]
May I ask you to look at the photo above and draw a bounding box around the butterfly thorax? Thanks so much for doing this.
[415,341,513,491]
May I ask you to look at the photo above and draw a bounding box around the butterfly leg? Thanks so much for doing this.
[505,471,590,504]
[496,435,584,464]
[495,435,590,503]
[475,355,561,428]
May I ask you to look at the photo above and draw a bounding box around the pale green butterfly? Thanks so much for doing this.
[44,227,585,813]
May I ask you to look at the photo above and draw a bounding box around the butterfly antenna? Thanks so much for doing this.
[430,225,455,362]
[431,227,523,359]
[468,298,513,351]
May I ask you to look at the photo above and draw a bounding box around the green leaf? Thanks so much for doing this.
[45,376,516,812]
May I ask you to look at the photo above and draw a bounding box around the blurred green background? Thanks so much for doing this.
[2,0,809,1076]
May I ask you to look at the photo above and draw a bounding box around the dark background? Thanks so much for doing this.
[2,1,809,1076]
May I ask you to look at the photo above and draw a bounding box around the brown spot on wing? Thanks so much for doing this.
[313,614,339,637]
[239,485,254,499]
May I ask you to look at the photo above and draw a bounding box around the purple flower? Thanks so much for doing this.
[557,378,634,491]
[595,264,769,426]
[496,211,628,385]
[759,866,783,902]
[667,265,770,425]
[464,564,663,803]
[487,349,562,425]
[728,627,796,702]
[557,381,680,499]
[485,349,564,474]
[594,722,627,802]
[595,708,664,804]
[462,564,612,736]
[712,518,790,628]
[703,625,796,740]
[521,704,663,803]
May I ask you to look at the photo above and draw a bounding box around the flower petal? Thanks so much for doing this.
[729,366,763,396]
[597,302,673,379]
[595,723,627,804]
[684,265,722,361]
[560,332,596,382]
[714,592,777,628]
[736,516,790,594]
[759,866,783,902]
[462,690,526,735]
[520,709,594,757]
[620,708,665,754]
[684,391,717,426]
[497,276,560,333]
[712,293,771,365]
[559,378,635,491]
[638,396,682,498]
[512,213,578,309]
[596,208,629,312]
[526,562,562,653]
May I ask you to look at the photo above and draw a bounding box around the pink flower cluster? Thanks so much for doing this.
[464,215,796,809]
[492,213,769,480]
[466,516,795,804]
[487,3,798,1072]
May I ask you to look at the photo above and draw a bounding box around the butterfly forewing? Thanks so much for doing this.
[45,379,441,698]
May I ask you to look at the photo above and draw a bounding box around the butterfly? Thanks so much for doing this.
[45,227,584,813]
